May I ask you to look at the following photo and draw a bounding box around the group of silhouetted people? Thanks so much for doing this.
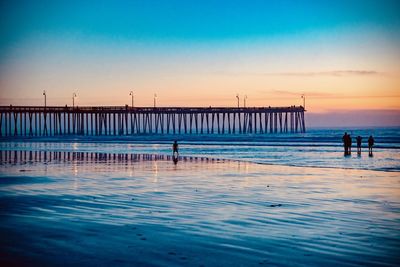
[342,132,374,157]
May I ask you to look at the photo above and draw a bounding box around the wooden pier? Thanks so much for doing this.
[0,106,306,136]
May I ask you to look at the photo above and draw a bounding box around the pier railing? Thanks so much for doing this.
[0,106,306,136]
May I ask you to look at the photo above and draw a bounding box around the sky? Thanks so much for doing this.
[0,0,399,127]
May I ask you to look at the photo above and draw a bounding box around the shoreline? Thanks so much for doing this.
[1,149,399,173]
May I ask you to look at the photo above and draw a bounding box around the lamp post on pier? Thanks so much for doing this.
[244,95,247,108]
[129,91,134,108]
[301,94,306,110]
[154,94,157,108]
[236,94,239,108]
[43,90,47,108]
[72,92,77,108]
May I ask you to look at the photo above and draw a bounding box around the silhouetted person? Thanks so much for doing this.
[172,140,179,164]
[342,132,350,156]
[173,140,179,154]
[356,136,362,154]
[348,134,352,155]
[368,135,374,156]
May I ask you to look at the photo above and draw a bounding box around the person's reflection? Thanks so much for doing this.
[173,155,178,165]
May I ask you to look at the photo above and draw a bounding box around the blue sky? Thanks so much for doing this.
[1,0,399,48]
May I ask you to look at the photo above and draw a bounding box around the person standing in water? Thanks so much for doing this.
[173,140,179,155]
[172,140,179,164]
[356,136,362,154]
[342,132,349,155]
[348,134,352,155]
[368,135,375,156]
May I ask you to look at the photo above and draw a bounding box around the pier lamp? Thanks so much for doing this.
[129,91,134,108]
[154,94,157,108]
[301,94,306,110]
[244,95,247,108]
[236,94,239,108]
[43,90,47,107]
[72,92,77,108]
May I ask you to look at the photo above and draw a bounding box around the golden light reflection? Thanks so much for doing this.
[153,160,158,184]
[242,162,250,188]
[73,161,79,190]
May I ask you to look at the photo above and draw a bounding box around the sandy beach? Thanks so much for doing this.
[1,151,399,266]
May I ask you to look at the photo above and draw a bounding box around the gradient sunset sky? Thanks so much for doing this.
[0,0,399,126]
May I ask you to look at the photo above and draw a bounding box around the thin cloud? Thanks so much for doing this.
[269,90,336,97]
[258,90,400,99]
[308,109,400,114]
[258,90,339,99]
[269,70,384,77]
[213,70,387,77]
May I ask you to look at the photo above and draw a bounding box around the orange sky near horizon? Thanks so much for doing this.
[1,64,399,113]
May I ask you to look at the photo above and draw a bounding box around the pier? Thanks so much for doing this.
[0,106,306,136]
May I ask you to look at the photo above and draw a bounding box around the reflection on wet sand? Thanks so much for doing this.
[0,150,229,165]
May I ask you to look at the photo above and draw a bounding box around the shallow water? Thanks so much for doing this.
[1,152,399,266]
[1,137,399,172]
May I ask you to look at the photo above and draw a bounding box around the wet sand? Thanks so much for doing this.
[1,152,400,266]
